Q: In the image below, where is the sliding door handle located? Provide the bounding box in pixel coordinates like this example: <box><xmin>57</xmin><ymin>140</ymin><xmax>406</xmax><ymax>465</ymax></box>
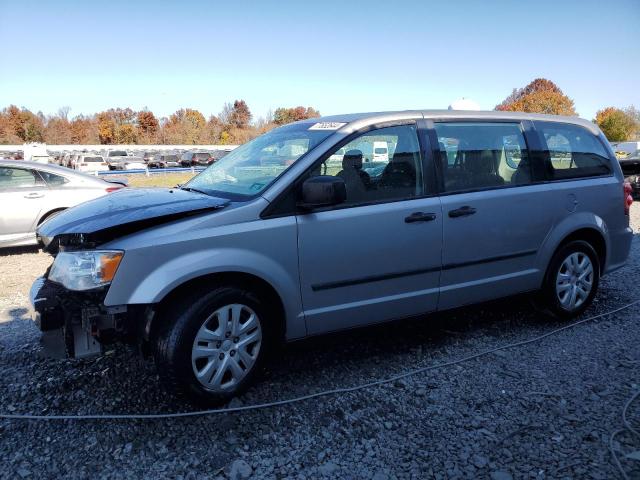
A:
<box><xmin>405</xmin><ymin>212</ymin><xmax>437</xmax><ymax>223</ymax></box>
<box><xmin>448</xmin><ymin>206</ymin><xmax>476</xmax><ymax>218</ymax></box>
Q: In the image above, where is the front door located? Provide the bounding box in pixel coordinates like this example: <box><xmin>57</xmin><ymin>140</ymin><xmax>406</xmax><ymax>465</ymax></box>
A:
<box><xmin>296</xmin><ymin>124</ymin><xmax>443</xmax><ymax>335</ymax></box>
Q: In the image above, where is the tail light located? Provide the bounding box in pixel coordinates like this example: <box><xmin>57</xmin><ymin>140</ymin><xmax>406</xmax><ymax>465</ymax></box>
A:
<box><xmin>624</xmin><ymin>181</ymin><xmax>633</xmax><ymax>215</ymax></box>
<box><xmin>105</xmin><ymin>187</ymin><xmax>122</xmax><ymax>193</ymax></box>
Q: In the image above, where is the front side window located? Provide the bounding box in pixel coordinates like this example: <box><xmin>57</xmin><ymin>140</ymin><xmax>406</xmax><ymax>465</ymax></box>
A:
<box><xmin>0</xmin><ymin>167</ymin><xmax>40</xmax><ymax>189</ymax></box>
<box><xmin>186</xmin><ymin>122</ymin><xmax>334</xmax><ymax>199</ymax></box>
<box><xmin>308</xmin><ymin>124</ymin><xmax>423</xmax><ymax>206</ymax></box>
<box><xmin>535</xmin><ymin>122</ymin><xmax>612</xmax><ymax>180</ymax></box>
<box><xmin>434</xmin><ymin>122</ymin><xmax>531</xmax><ymax>192</ymax></box>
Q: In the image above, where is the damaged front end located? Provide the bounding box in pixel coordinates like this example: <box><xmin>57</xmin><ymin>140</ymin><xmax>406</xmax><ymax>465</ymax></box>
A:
<box><xmin>29</xmin><ymin>187</ymin><xmax>229</xmax><ymax>359</ymax></box>
<box><xmin>29</xmin><ymin>274</ymin><xmax>146</xmax><ymax>359</ymax></box>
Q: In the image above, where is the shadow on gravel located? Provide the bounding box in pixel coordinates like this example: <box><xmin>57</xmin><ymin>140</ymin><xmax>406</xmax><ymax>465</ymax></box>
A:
<box><xmin>0</xmin><ymin>245</ymin><xmax>40</xmax><ymax>257</ymax></box>
<box><xmin>0</xmin><ymin>285</ymin><xmax>630</xmax><ymax>414</ymax></box>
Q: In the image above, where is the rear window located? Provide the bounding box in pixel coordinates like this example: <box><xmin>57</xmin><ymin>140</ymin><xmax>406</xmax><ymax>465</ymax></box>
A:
<box><xmin>84</xmin><ymin>157</ymin><xmax>103</xmax><ymax>162</ymax></box>
<box><xmin>194</xmin><ymin>153</ymin><xmax>210</xmax><ymax>160</ymax></box>
<box><xmin>39</xmin><ymin>171</ymin><xmax>69</xmax><ymax>185</ymax></box>
<box><xmin>374</xmin><ymin>148</ymin><xmax>387</xmax><ymax>154</ymax></box>
<box><xmin>535</xmin><ymin>122</ymin><xmax>612</xmax><ymax>180</ymax></box>
<box><xmin>181</xmin><ymin>153</ymin><xmax>193</xmax><ymax>160</ymax></box>
<box><xmin>109</xmin><ymin>151</ymin><xmax>127</xmax><ymax>157</ymax></box>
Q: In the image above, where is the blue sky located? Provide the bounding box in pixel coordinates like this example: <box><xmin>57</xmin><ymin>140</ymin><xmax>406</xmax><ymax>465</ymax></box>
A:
<box><xmin>0</xmin><ymin>0</ymin><xmax>638</xmax><ymax>121</ymax></box>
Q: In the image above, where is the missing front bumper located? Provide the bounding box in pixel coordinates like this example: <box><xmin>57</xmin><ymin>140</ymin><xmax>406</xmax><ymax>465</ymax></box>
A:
<box><xmin>29</xmin><ymin>277</ymin><xmax>123</xmax><ymax>359</ymax></box>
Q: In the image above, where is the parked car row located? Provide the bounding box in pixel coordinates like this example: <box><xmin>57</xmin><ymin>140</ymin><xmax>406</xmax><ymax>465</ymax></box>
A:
<box><xmin>0</xmin><ymin>148</ymin><xmax>233</xmax><ymax>173</ymax></box>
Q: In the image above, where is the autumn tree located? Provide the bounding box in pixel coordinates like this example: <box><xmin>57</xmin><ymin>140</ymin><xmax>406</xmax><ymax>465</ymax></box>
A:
<box><xmin>594</xmin><ymin>107</ymin><xmax>638</xmax><ymax>142</ymax></box>
<box><xmin>496</xmin><ymin>78</ymin><xmax>576</xmax><ymax>115</ymax></box>
<box><xmin>273</xmin><ymin>106</ymin><xmax>320</xmax><ymax>125</ymax></box>
<box><xmin>2</xmin><ymin>105</ymin><xmax>45</xmax><ymax>142</ymax></box>
<box><xmin>625</xmin><ymin>106</ymin><xmax>640</xmax><ymax>139</ymax></box>
<box><xmin>136</xmin><ymin>110</ymin><xmax>159</xmax><ymax>143</ymax></box>
<box><xmin>45</xmin><ymin>117</ymin><xmax>72</xmax><ymax>144</ymax></box>
<box><xmin>163</xmin><ymin>108</ymin><xmax>207</xmax><ymax>144</ymax></box>
<box><xmin>96</xmin><ymin>108</ymin><xmax>137</xmax><ymax>144</ymax></box>
<box><xmin>223</xmin><ymin>100</ymin><xmax>252</xmax><ymax>129</ymax></box>
<box><xmin>70</xmin><ymin>116</ymin><xmax>99</xmax><ymax>144</ymax></box>
<box><xmin>0</xmin><ymin>111</ymin><xmax>21</xmax><ymax>143</ymax></box>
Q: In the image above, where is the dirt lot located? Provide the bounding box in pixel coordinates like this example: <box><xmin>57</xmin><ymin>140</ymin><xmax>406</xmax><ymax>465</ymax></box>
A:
<box><xmin>1</xmin><ymin>210</ymin><xmax>640</xmax><ymax>479</ymax></box>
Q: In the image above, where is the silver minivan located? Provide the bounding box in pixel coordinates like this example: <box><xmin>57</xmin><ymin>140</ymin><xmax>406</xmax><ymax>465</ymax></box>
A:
<box><xmin>31</xmin><ymin>111</ymin><xmax>633</xmax><ymax>404</ymax></box>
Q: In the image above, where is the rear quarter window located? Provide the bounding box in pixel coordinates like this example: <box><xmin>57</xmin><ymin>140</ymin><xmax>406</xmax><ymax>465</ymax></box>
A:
<box><xmin>535</xmin><ymin>122</ymin><xmax>612</xmax><ymax>180</ymax></box>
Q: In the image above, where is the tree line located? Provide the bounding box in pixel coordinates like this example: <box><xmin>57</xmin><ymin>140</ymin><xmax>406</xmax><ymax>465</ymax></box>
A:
<box><xmin>0</xmin><ymin>101</ymin><xmax>320</xmax><ymax>145</ymax></box>
<box><xmin>1</xmin><ymin>80</ymin><xmax>638</xmax><ymax>145</ymax></box>
<box><xmin>495</xmin><ymin>78</ymin><xmax>639</xmax><ymax>142</ymax></box>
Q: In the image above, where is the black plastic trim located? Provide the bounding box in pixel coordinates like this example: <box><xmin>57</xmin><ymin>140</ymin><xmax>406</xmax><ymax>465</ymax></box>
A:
<box><xmin>311</xmin><ymin>248</ymin><xmax>537</xmax><ymax>291</ymax></box>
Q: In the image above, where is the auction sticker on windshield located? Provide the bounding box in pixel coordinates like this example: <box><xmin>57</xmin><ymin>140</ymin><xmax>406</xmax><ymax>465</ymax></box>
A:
<box><xmin>308</xmin><ymin>122</ymin><xmax>346</xmax><ymax>130</ymax></box>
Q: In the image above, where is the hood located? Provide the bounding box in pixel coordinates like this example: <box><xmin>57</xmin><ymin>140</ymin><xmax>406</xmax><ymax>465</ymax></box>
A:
<box><xmin>38</xmin><ymin>188</ymin><xmax>229</xmax><ymax>253</ymax></box>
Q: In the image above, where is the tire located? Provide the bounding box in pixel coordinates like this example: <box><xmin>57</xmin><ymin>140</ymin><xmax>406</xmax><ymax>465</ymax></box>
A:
<box><xmin>153</xmin><ymin>285</ymin><xmax>273</xmax><ymax>405</ymax></box>
<box><xmin>538</xmin><ymin>240</ymin><xmax>600</xmax><ymax>319</ymax></box>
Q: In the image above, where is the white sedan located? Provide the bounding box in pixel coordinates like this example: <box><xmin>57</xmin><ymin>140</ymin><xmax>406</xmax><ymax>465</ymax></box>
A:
<box><xmin>0</xmin><ymin>160</ymin><xmax>126</xmax><ymax>248</ymax></box>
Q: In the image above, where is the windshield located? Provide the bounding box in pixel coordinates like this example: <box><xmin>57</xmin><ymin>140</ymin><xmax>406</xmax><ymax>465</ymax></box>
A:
<box><xmin>185</xmin><ymin>122</ymin><xmax>334</xmax><ymax>198</ymax></box>
<box><xmin>109</xmin><ymin>151</ymin><xmax>127</xmax><ymax>157</ymax></box>
<box><xmin>85</xmin><ymin>156</ymin><xmax>103</xmax><ymax>162</ymax></box>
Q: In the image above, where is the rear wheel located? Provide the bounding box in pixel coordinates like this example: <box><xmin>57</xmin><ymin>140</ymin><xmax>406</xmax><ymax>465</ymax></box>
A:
<box><xmin>538</xmin><ymin>240</ymin><xmax>600</xmax><ymax>318</ymax></box>
<box><xmin>153</xmin><ymin>286</ymin><xmax>271</xmax><ymax>405</ymax></box>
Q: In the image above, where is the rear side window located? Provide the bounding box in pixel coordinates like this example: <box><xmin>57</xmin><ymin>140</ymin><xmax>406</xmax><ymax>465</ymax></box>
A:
<box><xmin>434</xmin><ymin>122</ymin><xmax>532</xmax><ymax>192</ymax></box>
<box><xmin>535</xmin><ymin>122</ymin><xmax>611</xmax><ymax>180</ymax></box>
<box><xmin>38</xmin><ymin>171</ymin><xmax>69</xmax><ymax>185</ymax></box>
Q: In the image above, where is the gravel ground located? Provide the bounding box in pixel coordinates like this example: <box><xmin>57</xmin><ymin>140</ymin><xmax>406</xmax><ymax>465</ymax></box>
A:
<box><xmin>1</xmin><ymin>210</ymin><xmax>640</xmax><ymax>479</ymax></box>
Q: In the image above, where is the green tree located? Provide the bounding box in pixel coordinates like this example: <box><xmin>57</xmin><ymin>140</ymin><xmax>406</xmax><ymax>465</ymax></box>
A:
<box><xmin>273</xmin><ymin>106</ymin><xmax>321</xmax><ymax>125</ymax></box>
<box><xmin>496</xmin><ymin>78</ymin><xmax>576</xmax><ymax>115</ymax></box>
<box><xmin>594</xmin><ymin>107</ymin><xmax>637</xmax><ymax>142</ymax></box>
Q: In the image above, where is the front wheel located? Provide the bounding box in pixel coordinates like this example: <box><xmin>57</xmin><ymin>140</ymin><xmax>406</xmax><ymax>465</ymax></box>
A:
<box><xmin>538</xmin><ymin>240</ymin><xmax>600</xmax><ymax>319</ymax></box>
<box><xmin>153</xmin><ymin>286</ymin><xmax>271</xmax><ymax>405</ymax></box>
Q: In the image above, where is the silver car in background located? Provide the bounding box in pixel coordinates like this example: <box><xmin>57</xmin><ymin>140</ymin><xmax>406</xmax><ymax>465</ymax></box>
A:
<box><xmin>0</xmin><ymin>161</ymin><xmax>125</xmax><ymax>247</ymax></box>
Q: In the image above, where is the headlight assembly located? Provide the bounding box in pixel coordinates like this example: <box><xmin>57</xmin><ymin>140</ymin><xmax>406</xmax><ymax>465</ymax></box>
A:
<box><xmin>48</xmin><ymin>250</ymin><xmax>124</xmax><ymax>291</ymax></box>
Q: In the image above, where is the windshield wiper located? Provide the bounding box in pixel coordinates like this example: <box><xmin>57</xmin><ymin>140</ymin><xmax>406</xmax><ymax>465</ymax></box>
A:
<box><xmin>179</xmin><ymin>186</ymin><xmax>211</xmax><ymax>196</ymax></box>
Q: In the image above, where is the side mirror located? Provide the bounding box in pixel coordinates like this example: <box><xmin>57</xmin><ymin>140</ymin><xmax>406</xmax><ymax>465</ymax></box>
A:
<box><xmin>299</xmin><ymin>176</ymin><xmax>346</xmax><ymax>209</ymax></box>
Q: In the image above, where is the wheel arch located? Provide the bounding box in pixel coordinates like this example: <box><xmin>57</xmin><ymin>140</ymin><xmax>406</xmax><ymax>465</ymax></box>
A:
<box><xmin>537</xmin><ymin>213</ymin><xmax>609</xmax><ymax>286</ymax></box>
<box><xmin>554</xmin><ymin>228</ymin><xmax>606</xmax><ymax>273</ymax></box>
<box><xmin>37</xmin><ymin>207</ymin><xmax>67</xmax><ymax>226</ymax></box>
<box><xmin>150</xmin><ymin>271</ymin><xmax>287</xmax><ymax>345</ymax></box>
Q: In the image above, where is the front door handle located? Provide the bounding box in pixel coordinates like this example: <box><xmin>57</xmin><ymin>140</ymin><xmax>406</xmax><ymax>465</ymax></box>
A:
<box><xmin>448</xmin><ymin>206</ymin><xmax>476</xmax><ymax>218</ymax></box>
<box><xmin>405</xmin><ymin>212</ymin><xmax>437</xmax><ymax>223</ymax></box>
<box><xmin>24</xmin><ymin>192</ymin><xmax>44</xmax><ymax>199</ymax></box>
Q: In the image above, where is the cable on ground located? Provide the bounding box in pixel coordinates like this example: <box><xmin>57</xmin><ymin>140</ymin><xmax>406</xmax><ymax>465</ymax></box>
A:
<box><xmin>0</xmin><ymin>299</ymin><xmax>639</xmax><ymax>421</ymax></box>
